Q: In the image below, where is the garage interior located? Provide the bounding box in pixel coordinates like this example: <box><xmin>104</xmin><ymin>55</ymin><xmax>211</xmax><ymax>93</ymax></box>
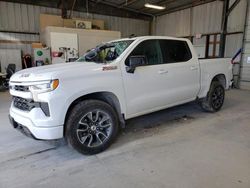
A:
<box><xmin>0</xmin><ymin>0</ymin><xmax>250</xmax><ymax>187</ymax></box>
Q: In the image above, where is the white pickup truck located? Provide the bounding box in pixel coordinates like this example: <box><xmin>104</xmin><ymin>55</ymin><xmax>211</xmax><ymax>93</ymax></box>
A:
<box><xmin>9</xmin><ymin>36</ymin><xmax>232</xmax><ymax>154</ymax></box>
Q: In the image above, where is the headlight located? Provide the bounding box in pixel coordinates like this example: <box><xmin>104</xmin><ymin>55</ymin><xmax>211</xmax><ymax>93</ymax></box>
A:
<box><xmin>29</xmin><ymin>79</ymin><xmax>59</xmax><ymax>94</ymax></box>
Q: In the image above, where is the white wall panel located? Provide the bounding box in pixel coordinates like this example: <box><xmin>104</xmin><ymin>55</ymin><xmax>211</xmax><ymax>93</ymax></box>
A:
<box><xmin>155</xmin><ymin>1</ymin><xmax>223</xmax><ymax>37</ymax></box>
<box><xmin>14</xmin><ymin>3</ymin><xmax>23</xmax><ymax>32</ymax></box>
<box><xmin>0</xmin><ymin>49</ymin><xmax>22</xmax><ymax>72</ymax></box>
<box><xmin>225</xmin><ymin>33</ymin><xmax>243</xmax><ymax>57</ymax></box>
<box><xmin>192</xmin><ymin>1</ymin><xmax>223</xmax><ymax>35</ymax></box>
<box><xmin>240</xmin><ymin>2</ymin><xmax>250</xmax><ymax>89</ymax></box>
<box><xmin>155</xmin><ymin>9</ymin><xmax>190</xmax><ymax>37</ymax></box>
<box><xmin>227</xmin><ymin>0</ymin><xmax>247</xmax><ymax>33</ymax></box>
<box><xmin>0</xmin><ymin>32</ymin><xmax>40</xmax><ymax>55</ymax></box>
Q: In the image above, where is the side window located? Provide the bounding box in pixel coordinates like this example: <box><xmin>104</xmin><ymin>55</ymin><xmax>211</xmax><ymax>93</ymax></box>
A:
<box><xmin>126</xmin><ymin>40</ymin><xmax>162</xmax><ymax>66</ymax></box>
<box><xmin>159</xmin><ymin>40</ymin><xmax>192</xmax><ymax>63</ymax></box>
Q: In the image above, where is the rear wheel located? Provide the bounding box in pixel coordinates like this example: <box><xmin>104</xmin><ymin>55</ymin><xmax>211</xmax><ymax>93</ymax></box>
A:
<box><xmin>66</xmin><ymin>100</ymin><xmax>119</xmax><ymax>155</ymax></box>
<box><xmin>200</xmin><ymin>81</ymin><xmax>225</xmax><ymax>112</ymax></box>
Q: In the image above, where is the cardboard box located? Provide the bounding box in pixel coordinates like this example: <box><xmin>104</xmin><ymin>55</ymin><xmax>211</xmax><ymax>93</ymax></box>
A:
<box><xmin>63</xmin><ymin>19</ymin><xmax>75</xmax><ymax>28</ymax></box>
<box><xmin>40</xmin><ymin>14</ymin><xmax>63</xmax><ymax>32</ymax></box>
<box><xmin>32</xmin><ymin>43</ymin><xmax>44</xmax><ymax>49</ymax></box>
<box><xmin>75</xmin><ymin>20</ymin><xmax>92</xmax><ymax>29</ymax></box>
<box><xmin>64</xmin><ymin>19</ymin><xmax>103</xmax><ymax>30</ymax></box>
<box><xmin>91</xmin><ymin>19</ymin><xmax>105</xmax><ymax>30</ymax></box>
<box><xmin>73</xmin><ymin>18</ymin><xmax>104</xmax><ymax>30</ymax></box>
<box><xmin>40</xmin><ymin>14</ymin><xmax>105</xmax><ymax>32</ymax></box>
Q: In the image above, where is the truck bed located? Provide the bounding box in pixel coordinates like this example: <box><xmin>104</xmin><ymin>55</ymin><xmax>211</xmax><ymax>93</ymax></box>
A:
<box><xmin>198</xmin><ymin>58</ymin><xmax>233</xmax><ymax>98</ymax></box>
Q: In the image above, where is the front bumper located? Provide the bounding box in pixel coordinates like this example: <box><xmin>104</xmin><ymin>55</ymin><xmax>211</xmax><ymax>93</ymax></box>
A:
<box><xmin>9</xmin><ymin>107</ymin><xmax>63</xmax><ymax>140</ymax></box>
<box><xmin>9</xmin><ymin>80</ymin><xmax>68</xmax><ymax>140</ymax></box>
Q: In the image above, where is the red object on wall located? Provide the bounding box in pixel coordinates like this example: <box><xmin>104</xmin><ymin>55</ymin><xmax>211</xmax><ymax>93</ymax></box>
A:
<box><xmin>22</xmin><ymin>54</ymin><xmax>32</xmax><ymax>68</ymax></box>
<box><xmin>52</xmin><ymin>51</ymin><xmax>63</xmax><ymax>57</ymax></box>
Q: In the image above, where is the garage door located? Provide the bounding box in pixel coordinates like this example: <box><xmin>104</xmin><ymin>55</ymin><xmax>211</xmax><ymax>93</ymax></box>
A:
<box><xmin>240</xmin><ymin>3</ymin><xmax>250</xmax><ymax>90</ymax></box>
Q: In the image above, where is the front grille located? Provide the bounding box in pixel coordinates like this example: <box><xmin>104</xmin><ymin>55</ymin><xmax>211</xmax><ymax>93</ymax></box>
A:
<box><xmin>13</xmin><ymin>96</ymin><xmax>35</xmax><ymax>111</ymax></box>
<box><xmin>12</xmin><ymin>85</ymin><xmax>29</xmax><ymax>92</ymax></box>
<box><xmin>12</xmin><ymin>96</ymin><xmax>50</xmax><ymax>116</ymax></box>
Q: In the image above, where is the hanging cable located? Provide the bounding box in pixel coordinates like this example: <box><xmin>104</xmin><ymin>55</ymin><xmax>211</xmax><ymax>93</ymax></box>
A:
<box><xmin>69</xmin><ymin>0</ymin><xmax>77</xmax><ymax>18</ymax></box>
<box><xmin>86</xmin><ymin>0</ymin><xmax>89</xmax><ymax>18</ymax></box>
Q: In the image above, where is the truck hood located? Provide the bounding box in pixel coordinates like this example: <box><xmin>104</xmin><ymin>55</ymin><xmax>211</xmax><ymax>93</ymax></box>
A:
<box><xmin>10</xmin><ymin>62</ymin><xmax>104</xmax><ymax>82</ymax></box>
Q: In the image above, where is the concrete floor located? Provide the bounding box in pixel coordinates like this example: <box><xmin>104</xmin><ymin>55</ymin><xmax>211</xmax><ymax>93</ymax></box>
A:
<box><xmin>0</xmin><ymin>89</ymin><xmax>249</xmax><ymax>188</ymax></box>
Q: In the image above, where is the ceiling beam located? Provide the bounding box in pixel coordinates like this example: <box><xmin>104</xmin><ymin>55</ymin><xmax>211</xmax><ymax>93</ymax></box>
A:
<box><xmin>89</xmin><ymin>0</ymin><xmax>154</xmax><ymax>17</ymax></box>
<box><xmin>1</xmin><ymin>0</ymin><xmax>152</xmax><ymax>20</ymax></box>
<box><xmin>1</xmin><ymin>0</ymin><xmax>58</xmax><ymax>7</ymax></box>
<box><xmin>118</xmin><ymin>0</ymin><xmax>139</xmax><ymax>8</ymax></box>
<box><xmin>57</xmin><ymin>0</ymin><xmax>62</xmax><ymax>8</ymax></box>
<box><xmin>226</xmin><ymin>0</ymin><xmax>241</xmax><ymax>16</ymax></box>
<box><xmin>69</xmin><ymin>0</ymin><xmax>77</xmax><ymax>18</ymax></box>
<box><xmin>77</xmin><ymin>0</ymin><xmax>153</xmax><ymax>20</ymax></box>
<box><xmin>155</xmin><ymin>0</ymin><xmax>217</xmax><ymax>16</ymax></box>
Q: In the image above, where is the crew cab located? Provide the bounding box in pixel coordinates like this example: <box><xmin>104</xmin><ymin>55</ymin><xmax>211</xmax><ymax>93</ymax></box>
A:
<box><xmin>9</xmin><ymin>36</ymin><xmax>232</xmax><ymax>155</ymax></box>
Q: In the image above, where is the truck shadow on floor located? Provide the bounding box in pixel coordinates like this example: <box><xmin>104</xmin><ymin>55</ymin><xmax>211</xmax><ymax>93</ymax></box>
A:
<box><xmin>48</xmin><ymin>101</ymin><xmax>202</xmax><ymax>150</ymax></box>
<box><xmin>46</xmin><ymin>92</ymin><xmax>239</xmax><ymax>155</ymax></box>
<box><xmin>112</xmin><ymin>101</ymin><xmax>201</xmax><ymax>148</ymax></box>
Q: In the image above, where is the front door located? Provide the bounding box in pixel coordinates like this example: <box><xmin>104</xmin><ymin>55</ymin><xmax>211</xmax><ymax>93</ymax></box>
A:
<box><xmin>121</xmin><ymin>39</ymin><xmax>170</xmax><ymax>117</ymax></box>
<box><xmin>121</xmin><ymin>39</ymin><xmax>200</xmax><ymax>118</ymax></box>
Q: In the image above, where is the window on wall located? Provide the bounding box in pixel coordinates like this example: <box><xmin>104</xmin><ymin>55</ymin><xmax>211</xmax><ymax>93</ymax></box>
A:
<box><xmin>193</xmin><ymin>37</ymin><xmax>206</xmax><ymax>58</ymax></box>
<box><xmin>191</xmin><ymin>34</ymin><xmax>221</xmax><ymax>59</ymax></box>
<box><xmin>207</xmin><ymin>34</ymin><xmax>220</xmax><ymax>58</ymax></box>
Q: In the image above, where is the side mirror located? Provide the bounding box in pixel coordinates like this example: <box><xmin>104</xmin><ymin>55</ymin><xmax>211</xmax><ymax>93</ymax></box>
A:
<box><xmin>126</xmin><ymin>55</ymin><xmax>146</xmax><ymax>73</ymax></box>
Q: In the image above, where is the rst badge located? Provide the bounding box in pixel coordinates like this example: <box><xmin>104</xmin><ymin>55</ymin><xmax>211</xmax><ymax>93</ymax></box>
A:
<box><xmin>20</xmin><ymin>73</ymin><xmax>30</xmax><ymax>78</ymax></box>
<box><xmin>102</xmin><ymin>66</ymin><xmax>117</xmax><ymax>71</ymax></box>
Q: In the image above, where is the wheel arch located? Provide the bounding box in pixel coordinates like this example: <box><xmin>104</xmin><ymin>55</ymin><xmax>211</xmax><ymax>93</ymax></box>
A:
<box><xmin>64</xmin><ymin>91</ymin><xmax>125</xmax><ymax>135</ymax></box>
<box><xmin>211</xmin><ymin>74</ymin><xmax>226</xmax><ymax>88</ymax></box>
<box><xmin>198</xmin><ymin>73</ymin><xmax>227</xmax><ymax>99</ymax></box>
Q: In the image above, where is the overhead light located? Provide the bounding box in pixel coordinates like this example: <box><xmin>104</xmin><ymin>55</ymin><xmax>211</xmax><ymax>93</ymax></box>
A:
<box><xmin>144</xmin><ymin>3</ymin><xmax>166</xmax><ymax>10</ymax></box>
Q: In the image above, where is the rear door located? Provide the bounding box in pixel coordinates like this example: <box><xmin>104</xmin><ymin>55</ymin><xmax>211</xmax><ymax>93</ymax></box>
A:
<box><xmin>158</xmin><ymin>39</ymin><xmax>200</xmax><ymax>103</ymax></box>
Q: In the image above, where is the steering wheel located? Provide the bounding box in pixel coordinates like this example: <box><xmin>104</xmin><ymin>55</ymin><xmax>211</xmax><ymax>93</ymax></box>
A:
<box><xmin>85</xmin><ymin>50</ymin><xmax>98</xmax><ymax>61</ymax></box>
<box><xmin>105</xmin><ymin>49</ymin><xmax>118</xmax><ymax>61</ymax></box>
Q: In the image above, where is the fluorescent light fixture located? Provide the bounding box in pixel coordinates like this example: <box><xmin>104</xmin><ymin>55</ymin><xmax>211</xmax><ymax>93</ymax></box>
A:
<box><xmin>144</xmin><ymin>3</ymin><xmax>166</xmax><ymax>10</ymax></box>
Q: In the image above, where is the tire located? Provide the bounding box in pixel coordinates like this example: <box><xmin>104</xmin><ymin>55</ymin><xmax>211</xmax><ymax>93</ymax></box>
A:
<box><xmin>200</xmin><ymin>81</ymin><xmax>225</xmax><ymax>112</ymax></box>
<box><xmin>65</xmin><ymin>99</ymin><xmax>119</xmax><ymax>155</ymax></box>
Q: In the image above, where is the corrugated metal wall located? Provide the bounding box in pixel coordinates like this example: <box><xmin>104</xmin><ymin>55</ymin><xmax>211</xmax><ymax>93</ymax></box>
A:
<box><xmin>227</xmin><ymin>0</ymin><xmax>247</xmax><ymax>33</ymax></box>
<box><xmin>191</xmin><ymin>1</ymin><xmax>223</xmax><ymax>35</ymax></box>
<box><xmin>0</xmin><ymin>49</ymin><xmax>22</xmax><ymax>72</ymax></box>
<box><xmin>155</xmin><ymin>1</ymin><xmax>223</xmax><ymax>37</ymax></box>
<box><xmin>0</xmin><ymin>1</ymin><xmax>150</xmax><ymax>55</ymax></box>
<box><xmin>240</xmin><ymin>1</ymin><xmax>250</xmax><ymax>90</ymax></box>
<box><xmin>225</xmin><ymin>0</ymin><xmax>247</xmax><ymax>57</ymax></box>
<box><xmin>155</xmin><ymin>0</ymin><xmax>247</xmax><ymax>57</ymax></box>
<box><xmin>0</xmin><ymin>33</ymin><xmax>39</xmax><ymax>55</ymax></box>
<box><xmin>155</xmin><ymin>8</ymin><xmax>190</xmax><ymax>37</ymax></box>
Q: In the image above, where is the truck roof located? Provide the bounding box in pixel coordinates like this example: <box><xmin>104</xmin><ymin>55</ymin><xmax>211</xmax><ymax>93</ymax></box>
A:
<box><xmin>110</xmin><ymin>36</ymin><xmax>189</xmax><ymax>43</ymax></box>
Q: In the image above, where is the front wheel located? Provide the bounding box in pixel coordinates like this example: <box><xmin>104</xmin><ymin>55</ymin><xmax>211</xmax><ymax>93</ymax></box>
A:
<box><xmin>200</xmin><ymin>81</ymin><xmax>225</xmax><ymax>112</ymax></box>
<box><xmin>66</xmin><ymin>100</ymin><xmax>119</xmax><ymax>155</ymax></box>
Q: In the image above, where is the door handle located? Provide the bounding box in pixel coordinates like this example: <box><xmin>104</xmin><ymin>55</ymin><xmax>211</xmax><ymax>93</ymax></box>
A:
<box><xmin>190</xmin><ymin>66</ymin><xmax>198</xmax><ymax>71</ymax></box>
<box><xmin>158</xmin><ymin>69</ymin><xmax>168</xmax><ymax>74</ymax></box>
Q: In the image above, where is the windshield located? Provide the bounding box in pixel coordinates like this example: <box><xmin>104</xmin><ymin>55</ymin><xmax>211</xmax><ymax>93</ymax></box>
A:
<box><xmin>76</xmin><ymin>40</ymin><xmax>134</xmax><ymax>63</ymax></box>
